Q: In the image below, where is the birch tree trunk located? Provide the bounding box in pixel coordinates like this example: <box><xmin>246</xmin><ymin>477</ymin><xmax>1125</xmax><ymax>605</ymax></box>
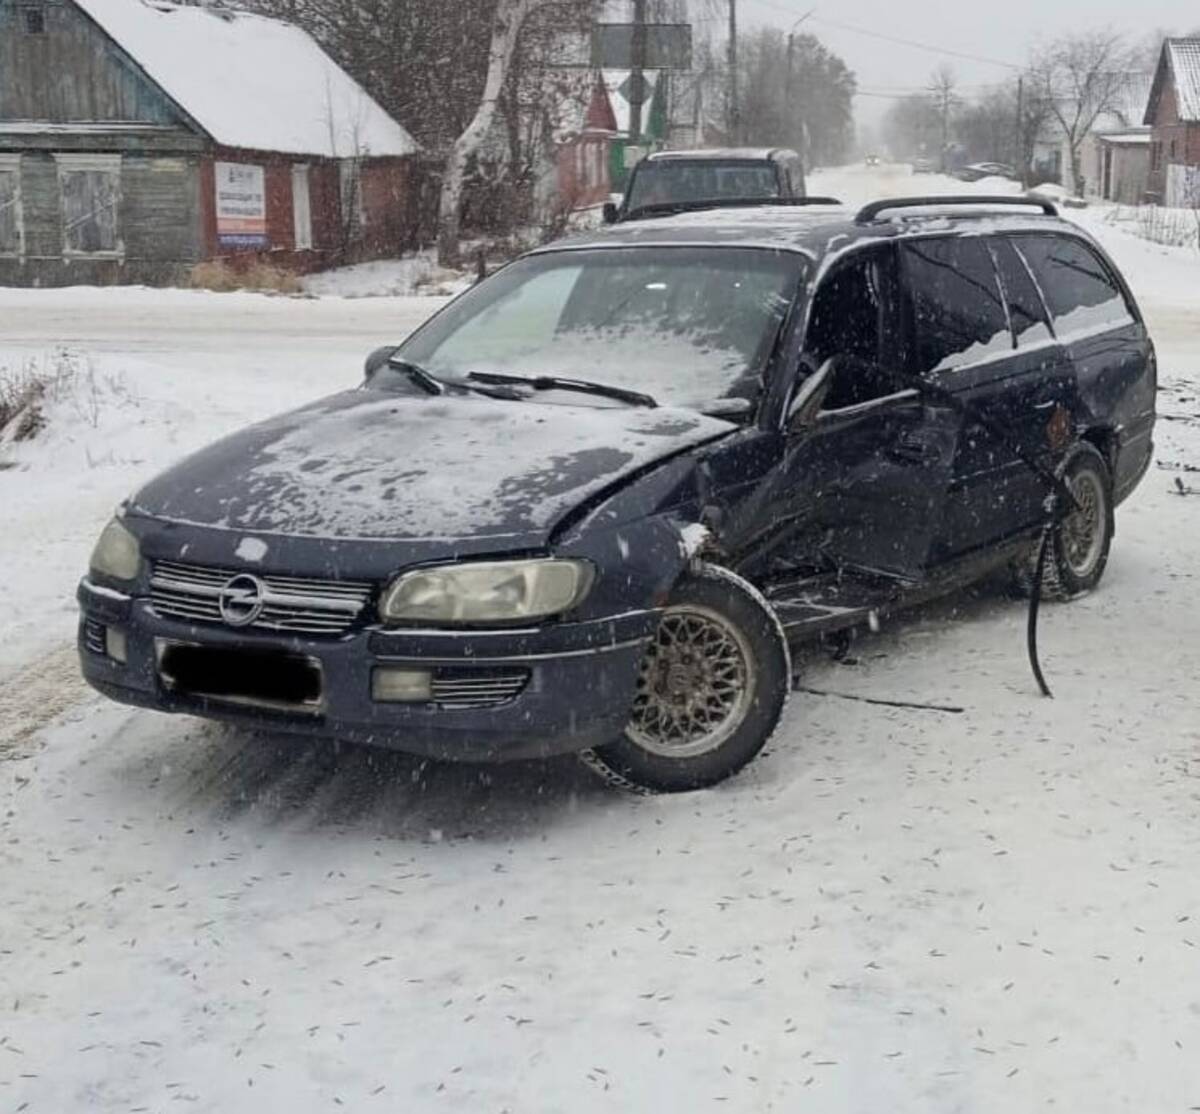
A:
<box><xmin>437</xmin><ymin>0</ymin><xmax>536</xmax><ymax>268</ymax></box>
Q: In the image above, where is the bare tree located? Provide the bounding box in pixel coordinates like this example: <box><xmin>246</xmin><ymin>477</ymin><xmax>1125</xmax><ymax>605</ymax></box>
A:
<box><xmin>1031</xmin><ymin>31</ymin><xmax>1137</xmax><ymax>196</ymax></box>
<box><xmin>437</xmin><ymin>0</ymin><xmax>603</xmax><ymax>267</ymax></box>
<box><xmin>883</xmin><ymin>92</ymin><xmax>940</xmax><ymax>160</ymax></box>
<box><xmin>732</xmin><ymin>28</ymin><xmax>854</xmax><ymax>165</ymax></box>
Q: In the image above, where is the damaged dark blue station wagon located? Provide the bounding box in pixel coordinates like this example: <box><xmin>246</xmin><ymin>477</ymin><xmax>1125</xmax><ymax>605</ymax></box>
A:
<box><xmin>78</xmin><ymin>196</ymin><xmax>1156</xmax><ymax>792</ymax></box>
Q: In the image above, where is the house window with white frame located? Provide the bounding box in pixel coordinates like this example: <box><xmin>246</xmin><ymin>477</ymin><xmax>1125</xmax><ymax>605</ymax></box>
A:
<box><xmin>0</xmin><ymin>156</ymin><xmax>23</xmax><ymax>257</ymax></box>
<box><xmin>55</xmin><ymin>154</ymin><xmax>122</xmax><ymax>257</ymax></box>
<box><xmin>339</xmin><ymin>159</ymin><xmax>365</xmax><ymax>238</ymax></box>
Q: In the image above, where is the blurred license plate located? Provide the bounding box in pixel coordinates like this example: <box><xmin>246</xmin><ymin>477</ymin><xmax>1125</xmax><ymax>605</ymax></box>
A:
<box><xmin>157</xmin><ymin>641</ymin><xmax>322</xmax><ymax>712</ymax></box>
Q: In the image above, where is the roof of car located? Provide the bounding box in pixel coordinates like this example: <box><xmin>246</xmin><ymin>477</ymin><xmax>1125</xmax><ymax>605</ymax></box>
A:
<box><xmin>644</xmin><ymin>148</ymin><xmax>796</xmax><ymax>163</ymax></box>
<box><xmin>537</xmin><ymin>200</ymin><xmax>1084</xmax><ymax>267</ymax></box>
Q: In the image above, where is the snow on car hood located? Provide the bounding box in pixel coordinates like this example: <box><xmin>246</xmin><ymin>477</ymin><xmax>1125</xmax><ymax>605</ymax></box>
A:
<box><xmin>130</xmin><ymin>389</ymin><xmax>734</xmax><ymax>543</ymax></box>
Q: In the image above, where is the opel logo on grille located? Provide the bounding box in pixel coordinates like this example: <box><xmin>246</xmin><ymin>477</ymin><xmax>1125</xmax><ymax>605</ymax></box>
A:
<box><xmin>218</xmin><ymin>573</ymin><xmax>266</xmax><ymax>627</ymax></box>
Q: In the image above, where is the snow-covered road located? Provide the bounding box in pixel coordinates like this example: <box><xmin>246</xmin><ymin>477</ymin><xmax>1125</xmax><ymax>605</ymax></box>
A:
<box><xmin>2</xmin><ymin>167</ymin><xmax>1200</xmax><ymax>1113</ymax></box>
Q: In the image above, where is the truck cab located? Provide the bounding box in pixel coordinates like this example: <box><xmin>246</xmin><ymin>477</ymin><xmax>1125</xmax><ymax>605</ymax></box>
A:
<box><xmin>605</xmin><ymin>148</ymin><xmax>807</xmax><ymax>223</ymax></box>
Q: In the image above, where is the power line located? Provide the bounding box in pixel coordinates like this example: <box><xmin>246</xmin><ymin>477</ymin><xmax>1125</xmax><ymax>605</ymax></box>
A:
<box><xmin>809</xmin><ymin>15</ymin><xmax>1023</xmax><ymax>71</ymax></box>
<box><xmin>736</xmin><ymin>0</ymin><xmax>1024</xmax><ymax>70</ymax></box>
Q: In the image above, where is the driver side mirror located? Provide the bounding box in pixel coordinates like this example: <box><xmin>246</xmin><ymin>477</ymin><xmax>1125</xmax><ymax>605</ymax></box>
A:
<box><xmin>786</xmin><ymin>358</ymin><xmax>835</xmax><ymax>430</ymax></box>
<box><xmin>363</xmin><ymin>344</ymin><xmax>398</xmax><ymax>382</ymax></box>
<box><xmin>602</xmin><ymin>201</ymin><xmax>620</xmax><ymax>225</ymax></box>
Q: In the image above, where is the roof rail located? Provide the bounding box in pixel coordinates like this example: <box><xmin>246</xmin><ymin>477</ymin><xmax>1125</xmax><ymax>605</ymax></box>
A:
<box><xmin>623</xmin><ymin>196</ymin><xmax>843</xmax><ymax>222</ymax></box>
<box><xmin>855</xmin><ymin>195</ymin><xmax>1059</xmax><ymax>224</ymax></box>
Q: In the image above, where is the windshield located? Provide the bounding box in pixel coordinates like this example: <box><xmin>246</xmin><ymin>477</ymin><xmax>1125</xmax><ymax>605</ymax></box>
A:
<box><xmin>626</xmin><ymin>160</ymin><xmax>782</xmax><ymax>211</ymax></box>
<box><xmin>395</xmin><ymin>247</ymin><xmax>804</xmax><ymax>411</ymax></box>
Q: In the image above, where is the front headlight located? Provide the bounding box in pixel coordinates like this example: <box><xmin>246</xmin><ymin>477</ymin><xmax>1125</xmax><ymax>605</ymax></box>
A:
<box><xmin>89</xmin><ymin>518</ymin><xmax>141</xmax><ymax>582</ymax></box>
<box><xmin>380</xmin><ymin>559</ymin><xmax>594</xmax><ymax>625</ymax></box>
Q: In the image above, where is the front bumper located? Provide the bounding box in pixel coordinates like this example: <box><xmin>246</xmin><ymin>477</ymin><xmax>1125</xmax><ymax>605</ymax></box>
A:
<box><xmin>77</xmin><ymin>579</ymin><xmax>655</xmax><ymax>761</ymax></box>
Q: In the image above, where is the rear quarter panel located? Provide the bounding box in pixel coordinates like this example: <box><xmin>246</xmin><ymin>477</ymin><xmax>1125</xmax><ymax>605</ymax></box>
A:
<box><xmin>1063</xmin><ymin>236</ymin><xmax>1156</xmax><ymax>503</ymax></box>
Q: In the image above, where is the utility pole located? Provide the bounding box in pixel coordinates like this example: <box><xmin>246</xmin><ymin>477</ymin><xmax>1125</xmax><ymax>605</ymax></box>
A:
<box><xmin>786</xmin><ymin>9</ymin><xmax>816</xmax><ymax>158</ymax></box>
<box><xmin>728</xmin><ymin>0</ymin><xmax>739</xmax><ymax>144</ymax></box>
<box><xmin>1015</xmin><ymin>74</ymin><xmax>1026</xmax><ymax>187</ymax></box>
<box><xmin>628</xmin><ymin>0</ymin><xmax>648</xmax><ymax>144</ymax></box>
<box><xmin>928</xmin><ymin>66</ymin><xmax>956</xmax><ymax>173</ymax></box>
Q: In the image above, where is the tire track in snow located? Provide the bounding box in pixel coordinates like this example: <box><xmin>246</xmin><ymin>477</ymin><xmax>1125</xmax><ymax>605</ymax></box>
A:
<box><xmin>0</xmin><ymin>643</ymin><xmax>87</xmax><ymax>760</ymax></box>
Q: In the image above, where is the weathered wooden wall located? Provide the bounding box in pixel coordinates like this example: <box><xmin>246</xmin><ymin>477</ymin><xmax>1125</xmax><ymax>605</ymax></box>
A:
<box><xmin>0</xmin><ymin>0</ymin><xmax>186</xmax><ymax>126</ymax></box>
<box><xmin>0</xmin><ymin>152</ymin><xmax>204</xmax><ymax>286</ymax></box>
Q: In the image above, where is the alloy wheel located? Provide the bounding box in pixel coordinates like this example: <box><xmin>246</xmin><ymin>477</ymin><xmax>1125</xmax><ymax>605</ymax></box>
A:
<box><xmin>1061</xmin><ymin>469</ymin><xmax>1106</xmax><ymax>579</ymax></box>
<box><xmin>626</xmin><ymin>605</ymin><xmax>755</xmax><ymax>759</ymax></box>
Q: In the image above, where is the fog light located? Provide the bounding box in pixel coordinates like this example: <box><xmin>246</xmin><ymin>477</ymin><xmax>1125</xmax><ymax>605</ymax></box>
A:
<box><xmin>372</xmin><ymin>667</ymin><xmax>432</xmax><ymax>703</ymax></box>
<box><xmin>105</xmin><ymin>627</ymin><xmax>128</xmax><ymax>664</ymax></box>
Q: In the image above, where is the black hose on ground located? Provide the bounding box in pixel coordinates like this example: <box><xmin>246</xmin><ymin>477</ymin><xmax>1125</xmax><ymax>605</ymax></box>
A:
<box><xmin>900</xmin><ymin>375</ymin><xmax>1076</xmax><ymax>699</ymax></box>
<box><xmin>1027</xmin><ymin>521</ymin><xmax>1055</xmax><ymax>699</ymax></box>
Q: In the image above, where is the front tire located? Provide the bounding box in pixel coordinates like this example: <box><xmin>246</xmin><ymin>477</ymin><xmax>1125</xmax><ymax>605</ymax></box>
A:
<box><xmin>582</xmin><ymin>565</ymin><xmax>790</xmax><ymax>793</ymax></box>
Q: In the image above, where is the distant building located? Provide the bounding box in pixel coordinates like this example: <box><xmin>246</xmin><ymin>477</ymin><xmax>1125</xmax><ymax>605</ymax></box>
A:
<box><xmin>1145</xmin><ymin>38</ymin><xmax>1200</xmax><ymax>206</ymax></box>
<box><xmin>1031</xmin><ymin>73</ymin><xmax>1152</xmax><ymax>199</ymax></box>
<box><xmin>1094</xmin><ymin>130</ymin><xmax>1151</xmax><ymax>204</ymax></box>
<box><xmin>0</xmin><ymin>0</ymin><xmax>419</xmax><ymax>287</ymax></box>
<box><xmin>1084</xmin><ymin>74</ymin><xmax>1153</xmax><ymax>203</ymax></box>
<box><xmin>548</xmin><ymin>77</ymin><xmax>619</xmax><ymax>210</ymax></box>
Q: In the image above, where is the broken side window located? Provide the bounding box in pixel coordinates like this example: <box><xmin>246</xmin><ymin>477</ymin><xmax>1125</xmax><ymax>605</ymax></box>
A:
<box><xmin>804</xmin><ymin>244</ymin><xmax>904</xmax><ymax>410</ymax></box>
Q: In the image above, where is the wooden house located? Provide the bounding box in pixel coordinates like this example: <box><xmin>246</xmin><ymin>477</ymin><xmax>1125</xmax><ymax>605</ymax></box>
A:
<box><xmin>0</xmin><ymin>0</ymin><xmax>419</xmax><ymax>286</ymax></box>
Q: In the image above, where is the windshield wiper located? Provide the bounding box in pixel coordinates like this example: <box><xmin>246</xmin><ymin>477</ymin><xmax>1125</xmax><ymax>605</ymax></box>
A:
<box><xmin>466</xmin><ymin>372</ymin><xmax>658</xmax><ymax>409</ymax></box>
<box><xmin>386</xmin><ymin>357</ymin><xmax>445</xmax><ymax>396</ymax></box>
<box><xmin>385</xmin><ymin>359</ymin><xmax>525</xmax><ymax>402</ymax></box>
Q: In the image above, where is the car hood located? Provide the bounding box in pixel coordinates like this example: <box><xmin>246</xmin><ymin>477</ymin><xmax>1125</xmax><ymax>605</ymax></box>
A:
<box><xmin>130</xmin><ymin>389</ymin><xmax>734</xmax><ymax>545</ymax></box>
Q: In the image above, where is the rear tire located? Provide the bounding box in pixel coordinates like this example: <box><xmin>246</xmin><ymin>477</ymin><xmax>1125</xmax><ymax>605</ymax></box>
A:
<box><xmin>1014</xmin><ymin>443</ymin><xmax>1114</xmax><ymax>601</ymax></box>
<box><xmin>581</xmin><ymin>565</ymin><xmax>790</xmax><ymax>794</ymax></box>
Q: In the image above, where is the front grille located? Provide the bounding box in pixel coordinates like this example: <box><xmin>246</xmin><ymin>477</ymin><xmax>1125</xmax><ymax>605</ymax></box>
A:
<box><xmin>430</xmin><ymin>668</ymin><xmax>530</xmax><ymax>709</ymax></box>
<box><xmin>149</xmin><ymin>560</ymin><xmax>373</xmax><ymax>636</ymax></box>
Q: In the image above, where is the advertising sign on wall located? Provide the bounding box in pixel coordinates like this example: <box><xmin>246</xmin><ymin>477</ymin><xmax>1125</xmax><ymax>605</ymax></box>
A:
<box><xmin>215</xmin><ymin>162</ymin><xmax>267</xmax><ymax>247</ymax></box>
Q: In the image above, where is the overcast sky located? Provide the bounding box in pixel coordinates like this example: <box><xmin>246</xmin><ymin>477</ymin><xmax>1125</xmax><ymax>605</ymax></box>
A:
<box><xmin>727</xmin><ymin>0</ymin><xmax>1196</xmax><ymax>129</ymax></box>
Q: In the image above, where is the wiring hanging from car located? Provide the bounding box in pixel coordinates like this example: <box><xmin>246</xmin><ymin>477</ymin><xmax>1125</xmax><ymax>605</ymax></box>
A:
<box><xmin>1026</xmin><ymin>516</ymin><xmax>1056</xmax><ymax>698</ymax></box>
<box><xmin>904</xmin><ymin>377</ymin><xmax>1075</xmax><ymax>699</ymax></box>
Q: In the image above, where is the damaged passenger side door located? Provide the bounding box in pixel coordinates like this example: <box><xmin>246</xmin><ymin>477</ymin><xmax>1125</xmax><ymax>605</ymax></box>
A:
<box><xmin>780</xmin><ymin>243</ymin><xmax>960</xmax><ymax>582</ymax></box>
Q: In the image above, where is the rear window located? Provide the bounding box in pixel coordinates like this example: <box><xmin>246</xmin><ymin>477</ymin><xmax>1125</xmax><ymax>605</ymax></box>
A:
<box><xmin>991</xmin><ymin>237</ymin><xmax>1052</xmax><ymax>348</ymax></box>
<box><xmin>903</xmin><ymin>237</ymin><xmax>1011</xmax><ymax>375</ymax></box>
<box><xmin>1014</xmin><ymin>235</ymin><xmax>1132</xmax><ymax>337</ymax></box>
<box><xmin>626</xmin><ymin>161</ymin><xmax>780</xmax><ymax>211</ymax></box>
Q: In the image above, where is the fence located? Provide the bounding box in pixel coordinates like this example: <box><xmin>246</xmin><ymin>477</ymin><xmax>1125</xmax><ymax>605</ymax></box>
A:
<box><xmin>1104</xmin><ymin>203</ymin><xmax>1200</xmax><ymax>250</ymax></box>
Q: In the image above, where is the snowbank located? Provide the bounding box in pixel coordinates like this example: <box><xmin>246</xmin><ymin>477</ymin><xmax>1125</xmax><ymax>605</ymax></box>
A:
<box><xmin>302</xmin><ymin>256</ymin><xmax>473</xmax><ymax>299</ymax></box>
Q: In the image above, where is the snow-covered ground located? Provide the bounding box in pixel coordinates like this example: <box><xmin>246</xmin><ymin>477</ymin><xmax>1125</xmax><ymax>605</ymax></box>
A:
<box><xmin>2</xmin><ymin>166</ymin><xmax>1200</xmax><ymax>1112</ymax></box>
<box><xmin>301</xmin><ymin>255</ymin><xmax>473</xmax><ymax>299</ymax></box>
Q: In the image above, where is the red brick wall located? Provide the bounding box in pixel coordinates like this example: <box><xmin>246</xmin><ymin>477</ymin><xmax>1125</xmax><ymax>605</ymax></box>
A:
<box><xmin>1148</xmin><ymin>80</ymin><xmax>1200</xmax><ymax>200</ymax></box>
<box><xmin>359</xmin><ymin>158</ymin><xmax>415</xmax><ymax>256</ymax></box>
<box><xmin>199</xmin><ymin>149</ymin><xmax>399</xmax><ymax>273</ymax></box>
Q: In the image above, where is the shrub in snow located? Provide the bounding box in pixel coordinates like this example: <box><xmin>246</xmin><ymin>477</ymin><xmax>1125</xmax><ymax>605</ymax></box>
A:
<box><xmin>0</xmin><ymin>368</ymin><xmax>48</xmax><ymax>444</ymax></box>
<box><xmin>188</xmin><ymin>260</ymin><xmax>303</xmax><ymax>295</ymax></box>
<box><xmin>0</xmin><ymin>351</ymin><xmax>127</xmax><ymax>450</ymax></box>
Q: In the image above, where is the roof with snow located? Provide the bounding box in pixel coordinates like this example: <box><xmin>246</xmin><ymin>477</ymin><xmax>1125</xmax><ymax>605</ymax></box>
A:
<box><xmin>1146</xmin><ymin>39</ymin><xmax>1200</xmax><ymax>125</ymax></box>
<box><xmin>72</xmin><ymin>0</ymin><xmax>418</xmax><ymax>158</ymax></box>
<box><xmin>1111</xmin><ymin>74</ymin><xmax>1154</xmax><ymax>128</ymax></box>
<box><xmin>1097</xmin><ymin>129</ymin><xmax>1151</xmax><ymax>145</ymax></box>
